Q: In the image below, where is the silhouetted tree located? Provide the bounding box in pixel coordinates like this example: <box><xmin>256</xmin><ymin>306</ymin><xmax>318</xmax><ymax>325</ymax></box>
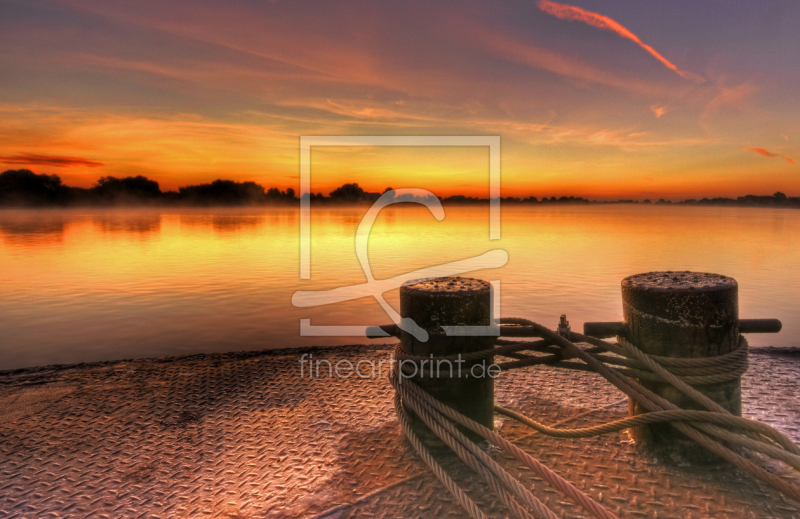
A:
<box><xmin>93</xmin><ymin>176</ymin><xmax>161</xmax><ymax>201</ymax></box>
<box><xmin>178</xmin><ymin>179</ymin><xmax>266</xmax><ymax>205</ymax></box>
<box><xmin>2</xmin><ymin>169</ymin><xmax>799</xmax><ymax>208</ymax></box>
<box><xmin>0</xmin><ymin>169</ymin><xmax>67</xmax><ymax>206</ymax></box>
<box><xmin>327</xmin><ymin>183</ymin><xmax>383</xmax><ymax>203</ymax></box>
<box><xmin>329</xmin><ymin>183</ymin><xmax>366</xmax><ymax>201</ymax></box>
<box><xmin>265</xmin><ymin>186</ymin><xmax>297</xmax><ymax>202</ymax></box>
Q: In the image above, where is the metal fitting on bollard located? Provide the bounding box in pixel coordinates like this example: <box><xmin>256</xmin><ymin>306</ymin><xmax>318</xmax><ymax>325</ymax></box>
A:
<box><xmin>557</xmin><ymin>314</ymin><xmax>571</xmax><ymax>337</ymax></box>
<box><xmin>583</xmin><ymin>319</ymin><xmax>781</xmax><ymax>339</ymax></box>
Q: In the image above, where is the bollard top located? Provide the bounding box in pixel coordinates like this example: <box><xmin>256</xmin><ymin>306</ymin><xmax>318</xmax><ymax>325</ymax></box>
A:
<box><xmin>623</xmin><ymin>271</ymin><xmax>737</xmax><ymax>293</ymax></box>
<box><xmin>622</xmin><ymin>271</ymin><xmax>739</xmax><ymax>333</ymax></box>
<box><xmin>399</xmin><ymin>277</ymin><xmax>493</xmax><ymax>346</ymax></box>
<box><xmin>401</xmin><ymin>276</ymin><xmax>491</xmax><ymax>295</ymax></box>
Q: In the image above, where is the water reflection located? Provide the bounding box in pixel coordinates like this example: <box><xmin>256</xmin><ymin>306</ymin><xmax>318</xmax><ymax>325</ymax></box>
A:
<box><xmin>0</xmin><ymin>211</ymin><xmax>67</xmax><ymax>246</ymax></box>
<box><xmin>176</xmin><ymin>209</ymin><xmax>298</xmax><ymax>233</ymax></box>
<box><xmin>178</xmin><ymin>213</ymin><xmax>273</xmax><ymax>233</ymax></box>
<box><xmin>0</xmin><ymin>205</ymin><xmax>798</xmax><ymax>371</ymax></box>
<box><xmin>267</xmin><ymin>210</ymin><xmax>297</xmax><ymax>226</ymax></box>
<box><xmin>92</xmin><ymin>213</ymin><xmax>161</xmax><ymax>235</ymax></box>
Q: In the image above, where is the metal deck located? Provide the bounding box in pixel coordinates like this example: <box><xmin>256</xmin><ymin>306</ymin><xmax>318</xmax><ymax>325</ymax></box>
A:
<box><xmin>2</xmin><ymin>344</ymin><xmax>800</xmax><ymax>518</ymax></box>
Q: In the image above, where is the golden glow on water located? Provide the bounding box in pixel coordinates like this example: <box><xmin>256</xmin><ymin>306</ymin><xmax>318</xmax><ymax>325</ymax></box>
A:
<box><xmin>1</xmin><ymin>205</ymin><xmax>799</xmax><ymax>369</ymax></box>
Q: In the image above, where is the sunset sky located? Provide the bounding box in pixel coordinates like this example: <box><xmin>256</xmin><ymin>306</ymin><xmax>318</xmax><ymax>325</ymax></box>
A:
<box><xmin>1</xmin><ymin>0</ymin><xmax>798</xmax><ymax>199</ymax></box>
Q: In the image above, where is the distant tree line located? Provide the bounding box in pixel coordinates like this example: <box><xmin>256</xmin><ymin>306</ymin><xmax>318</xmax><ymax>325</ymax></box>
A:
<box><xmin>0</xmin><ymin>170</ymin><xmax>300</xmax><ymax>207</ymax></box>
<box><xmin>1</xmin><ymin>169</ymin><xmax>799</xmax><ymax>208</ymax></box>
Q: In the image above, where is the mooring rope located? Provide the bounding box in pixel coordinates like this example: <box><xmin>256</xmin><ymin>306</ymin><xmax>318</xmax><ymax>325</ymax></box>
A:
<box><xmin>392</xmin><ymin>368</ymin><xmax>620</xmax><ymax>519</ymax></box>
<box><xmin>395</xmin><ymin>378</ymin><xmax>557</xmax><ymax>519</ymax></box>
<box><xmin>390</xmin><ymin>317</ymin><xmax>800</xmax><ymax>518</ymax></box>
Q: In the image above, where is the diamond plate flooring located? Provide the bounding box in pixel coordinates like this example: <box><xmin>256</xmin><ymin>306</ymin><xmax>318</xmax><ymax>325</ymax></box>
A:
<box><xmin>1</xmin><ymin>344</ymin><xmax>800</xmax><ymax>518</ymax></box>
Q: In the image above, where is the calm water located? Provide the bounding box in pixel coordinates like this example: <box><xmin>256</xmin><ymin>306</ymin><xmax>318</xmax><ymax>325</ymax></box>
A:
<box><xmin>1</xmin><ymin>205</ymin><xmax>799</xmax><ymax>370</ymax></box>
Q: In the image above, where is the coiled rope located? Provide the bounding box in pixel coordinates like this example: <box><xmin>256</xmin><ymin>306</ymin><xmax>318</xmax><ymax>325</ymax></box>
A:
<box><xmin>390</xmin><ymin>317</ymin><xmax>800</xmax><ymax>519</ymax></box>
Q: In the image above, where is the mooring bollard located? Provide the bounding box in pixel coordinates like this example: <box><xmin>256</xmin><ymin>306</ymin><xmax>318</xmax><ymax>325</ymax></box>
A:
<box><xmin>399</xmin><ymin>277</ymin><xmax>495</xmax><ymax>442</ymax></box>
<box><xmin>621</xmin><ymin>271</ymin><xmax>742</xmax><ymax>461</ymax></box>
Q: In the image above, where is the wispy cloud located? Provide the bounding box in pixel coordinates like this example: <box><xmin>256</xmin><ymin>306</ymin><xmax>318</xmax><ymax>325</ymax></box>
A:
<box><xmin>704</xmin><ymin>82</ymin><xmax>757</xmax><ymax>113</ymax></box>
<box><xmin>744</xmin><ymin>147</ymin><xmax>795</xmax><ymax>164</ymax></box>
<box><xmin>651</xmin><ymin>105</ymin><xmax>668</xmax><ymax>118</ymax></box>
<box><xmin>0</xmin><ymin>154</ymin><xmax>104</xmax><ymax>168</ymax></box>
<box><xmin>538</xmin><ymin>0</ymin><xmax>704</xmax><ymax>83</ymax></box>
<box><xmin>458</xmin><ymin>18</ymin><xmax>665</xmax><ymax>95</ymax></box>
<box><xmin>2</xmin><ymin>2</ymin><xmax>798</xmax><ymax>198</ymax></box>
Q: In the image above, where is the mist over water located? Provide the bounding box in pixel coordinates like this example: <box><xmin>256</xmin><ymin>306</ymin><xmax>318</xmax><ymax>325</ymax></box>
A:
<box><xmin>0</xmin><ymin>205</ymin><xmax>798</xmax><ymax>370</ymax></box>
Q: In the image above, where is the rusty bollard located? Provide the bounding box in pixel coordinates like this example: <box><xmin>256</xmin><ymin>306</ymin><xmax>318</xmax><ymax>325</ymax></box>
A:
<box><xmin>622</xmin><ymin>271</ymin><xmax>741</xmax><ymax>462</ymax></box>
<box><xmin>400</xmin><ymin>277</ymin><xmax>495</xmax><ymax>442</ymax></box>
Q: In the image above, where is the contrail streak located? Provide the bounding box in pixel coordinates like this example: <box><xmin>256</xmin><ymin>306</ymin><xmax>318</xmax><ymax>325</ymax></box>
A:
<box><xmin>538</xmin><ymin>0</ymin><xmax>704</xmax><ymax>83</ymax></box>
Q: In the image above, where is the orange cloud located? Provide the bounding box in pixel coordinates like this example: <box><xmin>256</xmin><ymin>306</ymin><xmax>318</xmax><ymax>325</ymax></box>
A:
<box><xmin>538</xmin><ymin>0</ymin><xmax>704</xmax><ymax>83</ymax></box>
<box><xmin>744</xmin><ymin>147</ymin><xmax>795</xmax><ymax>164</ymax></box>
<box><xmin>0</xmin><ymin>154</ymin><xmax>104</xmax><ymax>168</ymax></box>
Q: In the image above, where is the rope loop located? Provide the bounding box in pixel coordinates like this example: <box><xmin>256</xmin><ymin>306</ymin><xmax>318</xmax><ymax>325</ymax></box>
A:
<box><xmin>391</xmin><ymin>316</ymin><xmax>800</xmax><ymax>519</ymax></box>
